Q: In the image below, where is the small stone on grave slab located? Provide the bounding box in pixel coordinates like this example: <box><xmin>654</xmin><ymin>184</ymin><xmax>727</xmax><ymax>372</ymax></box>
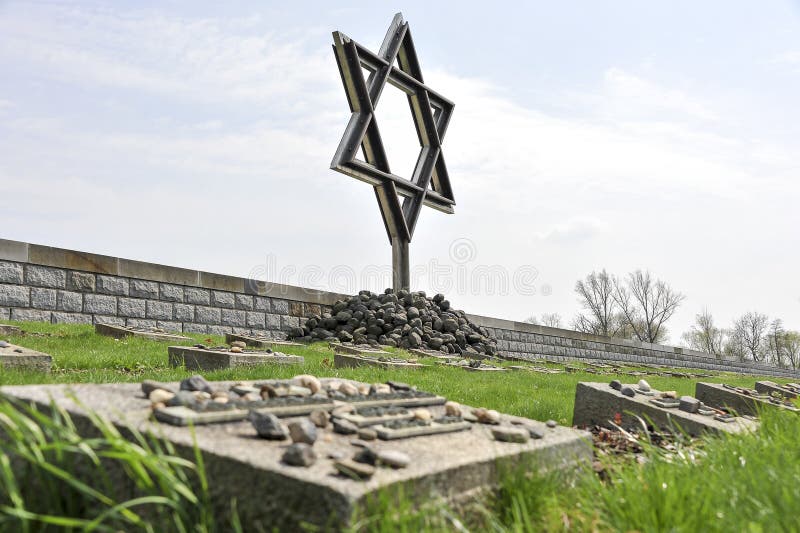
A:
<box><xmin>492</xmin><ymin>426</ymin><xmax>530</xmax><ymax>443</ymax></box>
<box><xmin>650</xmin><ymin>398</ymin><xmax>680</xmax><ymax>409</ymax></box>
<box><xmin>678</xmin><ymin>396</ymin><xmax>700</xmax><ymax>413</ymax></box>
<box><xmin>334</xmin><ymin>458</ymin><xmax>375</xmax><ymax>480</ymax></box>
<box><xmin>283</xmin><ymin>443</ymin><xmax>316</xmax><ymax>467</ymax></box>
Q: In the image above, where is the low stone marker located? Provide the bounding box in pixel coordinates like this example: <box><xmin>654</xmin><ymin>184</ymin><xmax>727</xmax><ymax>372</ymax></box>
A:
<box><xmin>0</xmin><ymin>376</ymin><xmax>592</xmax><ymax>530</ymax></box>
<box><xmin>224</xmin><ymin>333</ymin><xmax>304</xmax><ymax>350</ymax></box>
<box><xmin>573</xmin><ymin>382</ymin><xmax>756</xmax><ymax>435</ymax></box>
<box><xmin>0</xmin><ymin>341</ymin><xmax>52</xmax><ymax>372</ymax></box>
<box><xmin>406</xmin><ymin>348</ymin><xmax>460</xmax><ymax>361</ymax></box>
<box><xmin>0</xmin><ymin>324</ymin><xmax>21</xmax><ymax>336</ymax></box>
<box><xmin>754</xmin><ymin>380</ymin><xmax>800</xmax><ymax>400</ymax></box>
<box><xmin>96</xmin><ymin>323</ymin><xmax>191</xmax><ymax>343</ymax></box>
<box><xmin>333</xmin><ymin>352</ymin><xmax>424</xmax><ymax>370</ymax></box>
<box><xmin>695</xmin><ymin>382</ymin><xmax>798</xmax><ymax>417</ymax></box>
<box><xmin>331</xmin><ymin>343</ymin><xmax>393</xmax><ymax>356</ymax></box>
<box><xmin>439</xmin><ymin>360</ymin><xmax>507</xmax><ymax>372</ymax></box>
<box><xmin>168</xmin><ymin>346</ymin><xmax>304</xmax><ymax>371</ymax></box>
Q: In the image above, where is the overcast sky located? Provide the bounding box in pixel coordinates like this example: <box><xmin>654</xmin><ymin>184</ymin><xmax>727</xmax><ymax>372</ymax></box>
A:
<box><xmin>1</xmin><ymin>1</ymin><xmax>799</xmax><ymax>343</ymax></box>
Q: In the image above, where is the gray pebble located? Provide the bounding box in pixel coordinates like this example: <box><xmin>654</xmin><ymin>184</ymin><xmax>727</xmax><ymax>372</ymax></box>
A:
<box><xmin>609</xmin><ymin>379</ymin><xmax>622</xmax><ymax>391</ymax></box>
<box><xmin>491</xmin><ymin>426</ymin><xmax>530</xmax><ymax>443</ymax></box>
<box><xmin>376</xmin><ymin>449</ymin><xmax>411</xmax><ymax>468</ymax></box>
<box><xmin>620</xmin><ymin>386</ymin><xmax>636</xmax><ymax>397</ymax></box>
<box><xmin>180</xmin><ymin>375</ymin><xmax>213</xmax><ymax>394</ymax></box>
<box><xmin>282</xmin><ymin>443</ymin><xmax>316</xmax><ymax>467</ymax></box>
<box><xmin>333</xmin><ymin>418</ymin><xmax>359</xmax><ymax>435</ymax></box>
<box><xmin>288</xmin><ymin>419</ymin><xmax>317</xmax><ymax>445</ymax></box>
<box><xmin>249</xmin><ymin>411</ymin><xmax>288</xmax><ymax>440</ymax></box>
<box><xmin>545</xmin><ymin>420</ymin><xmax>557</xmax><ymax>428</ymax></box>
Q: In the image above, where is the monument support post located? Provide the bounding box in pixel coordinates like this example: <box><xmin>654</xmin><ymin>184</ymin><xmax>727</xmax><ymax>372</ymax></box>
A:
<box><xmin>391</xmin><ymin>237</ymin><xmax>410</xmax><ymax>291</ymax></box>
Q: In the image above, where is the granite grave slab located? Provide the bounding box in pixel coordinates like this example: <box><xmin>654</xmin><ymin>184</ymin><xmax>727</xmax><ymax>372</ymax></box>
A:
<box><xmin>0</xmin><ymin>341</ymin><xmax>52</xmax><ymax>372</ymax></box>
<box><xmin>0</xmin><ymin>324</ymin><xmax>21</xmax><ymax>336</ymax></box>
<box><xmin>96</xmin><ymin>323</ymin><xmax>191</xmax><ymax>342</ymax></box>
<box><xmin>333</xmin><ymin>352</ymin><xmax>425</xmax><ymax>370</ymax></box>
<box><xmin>573</xmin><ymin>382</ymin><xmax>756</xmax><ymax>436</ymax></box>
<box><xmin>754</xmin><ymin>380</ymin><xmax>800</xmax><ymax>400</ymax></box>
<box><xmin>169</xmin><ymin>345</ymin><xmax>304</xmax><ymax>371</ymax></box>
<box><xmin>0</xmin><ymin>378</ymin><xmax>592</xmax><ymax>530</ymax></box>
<box><xmin>695</xmin><ymin>382</ymin><xmax>798</xmax><ymax>417</ymax></box>
<box><xmin>224</xmin><ymin>333</ymin><xmax>304</xmax><ymax>350</ymax></box>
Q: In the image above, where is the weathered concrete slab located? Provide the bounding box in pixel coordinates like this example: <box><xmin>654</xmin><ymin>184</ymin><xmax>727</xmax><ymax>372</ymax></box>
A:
<box><xmin>695</xmin><ymin>382</ymin><xmax>798</xmax><ymax>416</ymax></box>
<box><xmin>224</xmin><ymin>333</ymin><xmax>304</xmax><ymax>350</ymax></box>
<box><xmin>573</xmin><ymin>382</ymin><xmax>756</xmax><ymax>435</ymax></box>
<box><xmin>407</xmin><ymin>348</ymin><xmax>460</xmax><ymax>361</ymax></box>
<box><xmin>169</xmin><ymin>346</ymin><xmax>304</xmax><ymax>371</ymax></box>
<box><xmin>754</xmin><ymin>380</ymin><xmax>800</xmax><ymax>400</ymax></box>
<box><xmin>334</xmin><ymin>353</ymin><xmax>424</xmax><ymax>370</ymax></box>
<box><xmin>0</xmin><ymin>324</ymin><xmax>21</xmax><ymax>336</ymax></box>
<box><xmin>331</xmin><ymin>343</ymin><xmax>392</xmax><ymax>356</ymax></box>
<box><xmin>96</xmin><ymin>323</ymin><xmax>190</xmax><ymax>342</ymax></box>
<box><xmin>0</xmin><ymin>341</ymin><xmax>51</xmax><ymax>372</ymax></box>
<box><xmin>0</xmin><ymin>379</ymin><xmax>592</xmax><ymax>530</ymax></box>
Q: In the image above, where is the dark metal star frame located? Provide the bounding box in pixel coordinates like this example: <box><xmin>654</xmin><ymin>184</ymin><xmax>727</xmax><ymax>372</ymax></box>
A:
<box><xmin>330</xmin><ymin>13</ymin><xmax>455</xmax><ymax>289</ymax></box>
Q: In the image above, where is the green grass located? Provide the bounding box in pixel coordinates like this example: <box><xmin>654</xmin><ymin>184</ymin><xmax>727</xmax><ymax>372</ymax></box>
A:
<box><xmin>2</xmin><ymin>321</ymin><xmax>799</xmax><ymax>532</ymax></box>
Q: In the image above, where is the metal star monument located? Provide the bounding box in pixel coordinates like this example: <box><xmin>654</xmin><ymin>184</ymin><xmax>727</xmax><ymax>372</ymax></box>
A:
<box><xmin>331</xmin><ymin>13</ymin><xmax>455</xmax><ymax>291</ymax></box>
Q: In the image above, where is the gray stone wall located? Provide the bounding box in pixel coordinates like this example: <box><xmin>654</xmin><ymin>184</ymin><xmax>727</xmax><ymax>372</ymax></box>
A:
<box><xmin>0</xmin><ymin>239</ymin><xmax>340</xmax><ymax>339</ymax></box>
<box><xmin>468</xmin><ymin>314</ymin><xmax>800</xmax><ymax>379</ymax></box>
<box><xmin>1</xmin><ymin>237</ymin><xmax>797</xmax><ymax>378</ymax></box>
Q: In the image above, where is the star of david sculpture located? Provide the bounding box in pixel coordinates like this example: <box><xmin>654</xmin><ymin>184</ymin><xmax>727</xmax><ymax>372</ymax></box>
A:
<box><xmin>331</xmin><ymin>13</ymin><xmax>455</xmax><ymax>291</ymax></box>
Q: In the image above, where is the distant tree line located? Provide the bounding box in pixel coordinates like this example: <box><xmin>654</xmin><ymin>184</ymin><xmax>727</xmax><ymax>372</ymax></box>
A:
<box><xmin>526</xmin><ymin>268</ymin><xmax>798</xmax><ymax>368</ymax></box>
<box><xmin>682</xmin><ymin>310</ymin><xmax>800</xmax><ymax>368</ymax></box>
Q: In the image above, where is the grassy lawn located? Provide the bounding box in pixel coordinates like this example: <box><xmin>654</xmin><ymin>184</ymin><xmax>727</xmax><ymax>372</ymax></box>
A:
<box><xmin>1</xmin><ymin>321</ymin><xmax>798</xmax><ymax>531</ymax></box>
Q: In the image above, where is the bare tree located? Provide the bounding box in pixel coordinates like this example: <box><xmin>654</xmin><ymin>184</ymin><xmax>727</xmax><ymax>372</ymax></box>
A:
<box><xmin>765</xmin><ymin>319</ymin><xmax>787</xmax><ymax>366</ymax></box>
<box><xmin>612</xmin><ymin>270</ymin><xmax>685</xmax><ymax>344</ymax></box>
<box><xmin>524</xmin><ymin>313</ymin><xmax>563</xmax><ymax>328</ymax></box>
<box><xmin>730</xmin><ymin>312</ymin><xmax>770</xmax><ymax>362</ymax></box>
<box><xmin>681</xmin><ymin>309</ymin><xmax>726</xmax><ymax>358</ymax></box>
<box><xmin>784</xmin><ymin>331</ymin><xmax>800</xmax><ymax>370</ymax></box>
<box><xmin>573</xmin><ymin>269</ymin><xmax>624</xmax><ymax>337</ymax></box>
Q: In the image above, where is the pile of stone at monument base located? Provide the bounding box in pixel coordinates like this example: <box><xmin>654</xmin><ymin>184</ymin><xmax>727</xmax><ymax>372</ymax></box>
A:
<box><xmin>289</xmin><ymin>289</ymin><xmax>498</xmax><ymax>357</ymax></box>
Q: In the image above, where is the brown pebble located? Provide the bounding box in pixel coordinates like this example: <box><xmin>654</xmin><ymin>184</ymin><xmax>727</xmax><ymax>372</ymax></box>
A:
<box><xmin>357</xmin><ymin>428</ymin><xmax>377</xmax><ymax>441</ymax></box>
<box><xmin>230</xmin><ymin>346</ymin><xmax>243</xmax><ymax>353</ymax></box>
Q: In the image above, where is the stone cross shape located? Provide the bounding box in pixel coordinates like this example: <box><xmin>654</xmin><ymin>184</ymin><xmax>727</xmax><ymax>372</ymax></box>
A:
<box><xmin>330</xmin><ymin>13</ymin><xmax>455</xmax><ymax>290</ymax></box>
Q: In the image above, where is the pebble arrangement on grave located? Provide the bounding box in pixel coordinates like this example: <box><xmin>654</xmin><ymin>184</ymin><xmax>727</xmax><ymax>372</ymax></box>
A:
<box><xmin>754</xmin><ymin>380</ymin><xmax>800</xmax><ymax>400</ymax></box>
<box><xmin>695</xmin><ymin>382</ymin><xmax>799</xmax><ymax>417</ymax></box>
<box><xmin>224</xmin><ymin>333</ymin><xmax>304</xmax><ymax>350</ymax></box>
<box><xmin>168</xmin><ymin>343</ymin><xmax>304</xmax><ymax>371</ymax></box>
<box><xmin>573</xmin><ymin>380</ymin><xmax>756</xmax><ymax>435</ymax></box>
<box><xmin>0</xmin><ymin>340</ymin><xmax>52</xmax><ymax>372</ymax></box>
<box><xmin>0</xmin><ymin>376</ymin><xmax>592</xmax><ymax>529</ymax></box>
<box><xmin>333</xmin><ymin>351</ymin><xmax>425</xmax><ymax>370</ymax></box>
<box><xmin>0</xmin><ymin>324</ymin><xmax>21</xmax><ymax>336</ymax></box>
<box><xmin>95</xmin><ymin>323</ymin><xmax>191</xmax><ymax>342</ymax></box>
<box><xmin>288</xmin><ymin>289</ymin><xmax>498</xmax><ymax>357</ymax></box>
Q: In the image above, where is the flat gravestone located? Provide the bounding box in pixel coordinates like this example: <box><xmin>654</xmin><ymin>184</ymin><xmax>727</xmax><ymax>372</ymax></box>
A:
<box><xmin>333</xmin><ymin>352</ymin><xmax>425</xmax><ymax>370</ymax></box>
<box><xmin>754</xmin><ymin>380</ymin><xmax>800</xmax><ymax>400</ymax></box>
<box><xmin>224</xmin><ymin>333</ymin><xmax>304</xmax><ymax>350</ymax></box>
<box><xmin>331</xmin><ymin>343</ymin><xmax>392</xmax><ymax>356</ymax></box>
<box><xmin>96</xmin><ymin>323</ymin><xmax>191</xmax><ymax>343</ymax></box>
<box><xmin>573</xmin><ymin>382</ymin><xmax>756</xmax><ymax>436</ymax></box>
<box><xmin>0</xmin><ymin>379</ymin><xmax>592</xmax><ymax>530</ymax></box>
<box><xmin>169</xmin><ymin>346</ymin><xmax>304</xmax><ymax>371</ymax></box>
<box><xmin>406</xmin><ymin>348</ymin><xmax>460</xmax><ymax>361</ymax></box>
<box><xmin>0</xmin><ymin>342</ymin><xmax>51</xmax><ymax>372</ymax></box>
<box><xmin>0</xmin><ymin>324</ymin><xmax>21</xmax><ymax>336</ymax></box>
<box><xmin>695</xmin><ymin>382</ymin><xmax>798</xmax><ymax>417</ymax></box>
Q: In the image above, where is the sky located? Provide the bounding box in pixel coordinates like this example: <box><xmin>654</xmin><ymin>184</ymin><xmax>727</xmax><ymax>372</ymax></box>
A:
<box><xmin>1</xmin><ymin>1</ymin><xmax>799</xmax><ymax>344</ymax></box>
